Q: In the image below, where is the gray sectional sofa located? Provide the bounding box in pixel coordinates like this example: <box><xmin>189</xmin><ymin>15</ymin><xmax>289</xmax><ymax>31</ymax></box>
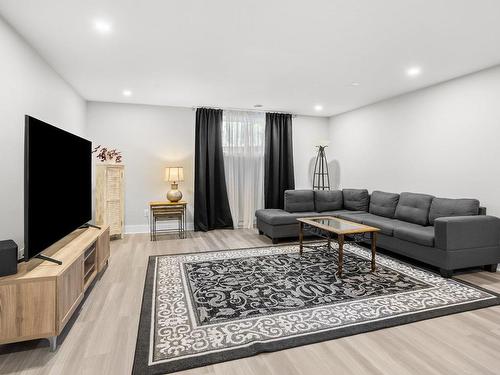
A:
<box><xmin>255</xmin><ymin>189</ymin><xmax>500</xmax><ymax>277</ymax></box>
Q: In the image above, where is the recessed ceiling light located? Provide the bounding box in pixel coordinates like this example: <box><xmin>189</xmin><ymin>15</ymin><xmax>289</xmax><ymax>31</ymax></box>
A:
<box><xmin>406</xmin><ymin>66</ymin><xmax>422</xmax><ymax>77</ymax></box>
<box><xmin>351</xmin><ymin>82</ymin><xmax>360</xmax><ymax>86</ymax></box>
<box><xmin>94</xmin><ymin>19</ymin><xmax>112</xmax><ymax>34</ymax></box>
<box><xmin>314</xmin><ymin>105</ymin><xmax>323</xmax><ymax>111</ymax></box>
<box><xmin>254</xmin><ymin>104</ymin><xmax>263</xmax><ymax>108</ymax></box>
<box><xmin>122</xmin><ymin>89</ymin><xmax>132</xmax><ymax>97</ymax></box>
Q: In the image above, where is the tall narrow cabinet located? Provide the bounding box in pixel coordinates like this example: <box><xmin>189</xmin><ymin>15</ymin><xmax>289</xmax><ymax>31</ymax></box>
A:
<box><xmin>95</xmin><ymin>163</ymin><xmax>124</xmax><ymax>238</ymax></box>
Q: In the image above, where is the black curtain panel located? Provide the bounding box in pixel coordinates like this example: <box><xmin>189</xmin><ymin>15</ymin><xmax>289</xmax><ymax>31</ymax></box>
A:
<box><xmin>264</xmin><ymin>112</ymin><xmax>295</xmax><ymax>209</ymax></box>
<box><xmin>194</xmin><ymin>108</ymin><xmax>234</xmax><ymax>231</ymax></box>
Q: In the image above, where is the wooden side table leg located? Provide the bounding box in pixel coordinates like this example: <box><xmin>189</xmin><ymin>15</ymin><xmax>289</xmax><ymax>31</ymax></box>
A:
<box><xmin>371</xmin><ymin>231</ymin><xmax>377</xmax><ymax>272</ymax></box>
<box><xmin>299</xmin><ymin>222</ymin><xmax>304</xmax><ymax>255</ymax></box>
<box><xmin>149</xmin><ymin>207</ymin><xmax>152</xmax><ymax>241</ymax></box>
<box><xmin>152</xmin><ymin>209</ymin><xmax>155</xmax><ymax>241</ymax></box>
<box><xmin>154</xmin><ymin>216</ymin><xmax>157</xmax><ymax>241</ymax></box>
<box><xmin>338</xmin><ymin>234</ymin><xmax>344</xmax><ymax>277</ymax></box>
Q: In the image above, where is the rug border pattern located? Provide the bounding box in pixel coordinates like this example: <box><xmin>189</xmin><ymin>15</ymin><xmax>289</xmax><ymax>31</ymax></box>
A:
<box><xmin>132</xmin><ymin>243</ymin><xmax>500</xmax><ymax>375</ymax></box>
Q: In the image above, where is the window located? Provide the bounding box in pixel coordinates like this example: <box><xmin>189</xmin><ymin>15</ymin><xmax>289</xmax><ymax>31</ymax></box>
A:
<box><xmin>222</xmin><ymin>111</ymin><xmax>265</xmax><ymax>228</ymax></box>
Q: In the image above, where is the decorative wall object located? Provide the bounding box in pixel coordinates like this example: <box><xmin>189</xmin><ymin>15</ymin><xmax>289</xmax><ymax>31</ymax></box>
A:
<box><xmin>312</xmin><ymin>145</ymin><xmax>330</xmax><ymax>190</ymax></box>
<box><xmin>92</xmin><ymin>145</ymin><xmax>123</xmax><ymax>163</ymax></box>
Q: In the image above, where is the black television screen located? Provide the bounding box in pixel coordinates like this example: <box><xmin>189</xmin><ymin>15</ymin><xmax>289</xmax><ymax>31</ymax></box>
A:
<box><xmin>24</xmin><ymin>115</ymin><xmax>92</xmax><ymax>261</ymax></box>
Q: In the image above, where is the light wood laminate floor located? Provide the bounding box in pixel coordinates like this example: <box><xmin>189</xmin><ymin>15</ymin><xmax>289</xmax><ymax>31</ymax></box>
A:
<box><xmin>1</xmin><ymin>229</ymin><xmax>499</xmax><ymax>375</ymax></box>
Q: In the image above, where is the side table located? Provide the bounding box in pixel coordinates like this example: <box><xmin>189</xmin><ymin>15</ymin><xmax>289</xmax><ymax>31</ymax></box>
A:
<box><xmin>149</xmin><ymin>201</ymin><xmax>187</xmax><ymax>240</ymax></box>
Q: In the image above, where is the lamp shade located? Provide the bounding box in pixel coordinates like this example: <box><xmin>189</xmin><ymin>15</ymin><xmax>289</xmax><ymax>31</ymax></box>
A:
<box><xmin>165</xmin><ymin>167</ymin><xmax>184</xmax><ymax>182</ymax></box>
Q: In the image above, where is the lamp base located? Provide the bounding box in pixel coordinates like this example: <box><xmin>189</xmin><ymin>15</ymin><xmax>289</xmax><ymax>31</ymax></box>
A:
<box><xmin>167</xmin><ymin>183</ymin><xmax>183</xmax><ymax>202</ymax></box>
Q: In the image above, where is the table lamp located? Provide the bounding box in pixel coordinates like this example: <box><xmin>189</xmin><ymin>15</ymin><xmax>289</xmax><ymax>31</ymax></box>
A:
<box><xmin>165</xmin><ymin>167</ymin><xmax>184</xmax><ymax>202</ymax></box>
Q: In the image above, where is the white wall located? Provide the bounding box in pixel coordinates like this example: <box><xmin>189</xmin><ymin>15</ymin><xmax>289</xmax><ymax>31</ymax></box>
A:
<box><xmin>293</xmin><ymin>115</ymin><xmax>330</xmax><ymax>189</ymax></box>
<box><xmin>86</xmin><ymin>103</ymin><xmax>329</xmax><ymax>232</ymax></box>
<box><xmin>328</xmin><ymin>65</ymin><xmax>500</xmax><ymax>216</ymax></box>
<box><xmin>86</xmin><ymin>102</ymin><xmax>195</xmax><ymax>233</ymax></box>
<box><xmin>0</xmin><ymin>16</ymin><xmax>86</xmax><ymax>252</ymax></box>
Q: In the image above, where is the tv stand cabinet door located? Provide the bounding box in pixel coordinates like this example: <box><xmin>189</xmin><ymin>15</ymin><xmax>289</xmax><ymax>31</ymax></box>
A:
<box><xmin>0</xmin><ymin>279</ymin><xmax>56</xmax><ymax>344</ymax></box>
<box><xmin>97</xmin><ymin>227</ymin><xmax>110</xmax><ymax>273</ymax></box>
<box><xmin>57</xmin><ymin>255</ymin><xmax>84</xmax><ymax>332</ymax></box>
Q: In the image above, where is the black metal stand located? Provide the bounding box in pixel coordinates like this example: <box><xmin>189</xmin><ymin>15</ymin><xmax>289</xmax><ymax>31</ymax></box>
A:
<box><xmin>35</xmin><ymin>254</ymin><xmax>62</xmax><ymax>265</ymax></box>
<box><xmin>312</xmin><ymin>145</ymin><xmax>330</xmax><ymax>190</ymax></box>
<box><xmin>80</xmin><ymin>223</ymin><xmax>101</xmax><ymax>230</ymax></box>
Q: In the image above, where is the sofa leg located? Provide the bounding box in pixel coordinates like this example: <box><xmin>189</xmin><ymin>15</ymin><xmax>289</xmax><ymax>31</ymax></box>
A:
<box><xmin>484</xmin><ymin>264</ymin><xmax>498</xmax><ymax>273</ymax></box>
<box><xmin>439</xmin><ymin>268</ymin><xmax>453</xmax><ymax>278</ymax></box>
<box><xmin>258</xmin><ymin>230</ymin><xmax>264</xmax><ymax>235</ymax></box>
<box><xmin>272</xmin><ymin>238</ymin><xmax>279</xmax><ymax>244</ymax></box>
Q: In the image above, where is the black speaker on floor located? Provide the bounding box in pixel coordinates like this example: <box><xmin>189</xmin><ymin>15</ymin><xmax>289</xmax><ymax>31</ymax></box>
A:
<box><xmin>0</xmin><ymin>240</ymin><xmax>18</xmax><ymax>277</ymax></box>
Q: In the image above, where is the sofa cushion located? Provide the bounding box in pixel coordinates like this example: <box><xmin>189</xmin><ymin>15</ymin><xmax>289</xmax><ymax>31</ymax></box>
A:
<box><xmin>394</xmin><ymin>192</ymin><xmax>434</xmax><ymax>226</ymax></box>
<box><xmin>394</xmin><ymin>222</ymin><xmax>435</xmax><ymax>247</ymax></box>
<box><xmin>255</xmin><ymin>209</ymin><xmax>319</xmax><ymax>225</ymax></box>
<box><xmin>324</xmin><ymin>212</ymin><xmax>400</xmax><ymax>236</ymax></box>
<box><xmin>314</xmin><ymin>190</ymin><xmax>343</xmax><ymax>212</ymax></box>
<box><xmin>343</xmin><ymin>189</ymin><xmax>369</xmax><ymax>211</ymax></box>
<box><xmin>320</xmin><ymin>210</ymin><xmax>366</xmax><ymax>218</ymax></box>
<box><xmin>428</xmin><ymin>198</ymin><xmax>480</xmax><ymax>225</ymax></box>
<box><xmin>336</xmin><ymin>211</ymin><xmax>368</xmax><ymax>222</ymax></box>
<box><xmin>369</xmin><ymin>191</ymin><xmax>400</xmax><ymax>218</ymax></box>
<box><xmin>359</xmin><ymin>214</ymin><xmax>402</xmax><ymax>236</ymax></box>
<box><xmin>284</xmin><ymin>190</ymin><xmax>315</xmax><ymax>212</ymax></box>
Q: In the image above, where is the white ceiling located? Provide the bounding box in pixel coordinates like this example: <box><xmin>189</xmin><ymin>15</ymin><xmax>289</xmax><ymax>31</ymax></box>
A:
<box><xmin>1</xmin><ymin>0</ymin><xmax>500</xmax><ymax>116</ymax></box>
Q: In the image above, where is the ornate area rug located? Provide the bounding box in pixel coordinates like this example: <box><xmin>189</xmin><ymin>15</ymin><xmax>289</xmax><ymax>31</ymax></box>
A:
<box><xmin>133</xmin><ymin>243</ymin><xmax>499</xmax><ymax>374</ymax></box>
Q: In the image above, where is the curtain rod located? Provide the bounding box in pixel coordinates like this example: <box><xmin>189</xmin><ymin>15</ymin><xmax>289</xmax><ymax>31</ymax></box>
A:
<box><xmin>191</xmin><ymin>106</ymin><xmax>298</xmax><ymax>118</ymax></box>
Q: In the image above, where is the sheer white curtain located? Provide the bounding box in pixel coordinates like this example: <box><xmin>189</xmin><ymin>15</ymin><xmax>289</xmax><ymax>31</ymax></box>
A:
<box><xmin>222</xmin><ymin>110</ymin><xmax>265</xmax><ymax>228</ymax></box>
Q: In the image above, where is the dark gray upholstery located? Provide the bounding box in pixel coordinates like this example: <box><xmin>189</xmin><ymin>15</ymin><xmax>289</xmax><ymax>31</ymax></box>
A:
<box><xmin>394</xmin><ymin>222</ymin><xmax>435</xmax><ymax>247</ymax></box>
<box><xmin>365</xmin><ymin>234</ymin><xmax>448</xmax><ymax>268</ymax></box>
<box><xmin>343</xmin><ymin>189</ymin><xmax>369</xmax><ymax>211</ymax></box>
<box><xmin>256</xmin><ymin>189</ymin><xmax>500</xmax><ymax>277</ymax></box>
<box><xmin>331</xmin><ymin>212</ymin><xmax>401</xmax><ymax>236</ymax></box>
<box><xmin>369</xmin><ymin>191</ymin><xmax>399</xmax><ymax>218</ymax></box>
<box><xmin>434</xmin><ymin>215</ymin><xmax>500</xmax><ymax>250</ymax></box>
<box><xmin>429</xmin><ymin>198</ymin><xmax>480</xmax><ymax>225</ymax></box>
<box><xmin>315</xmin><ymin>190</ymin><xmax>343</xmax><ymax>212</ymax></box>
<box><xmin>257</xmin><ymin>219</ymin><xmax>300</xmax><ymax>239</ymax></box>
<box><xmin>255</xmin><ymin>209</ymin><xmax>318</xmax><ymax>225</ymax></box>
<box><xmin>336</xmin><ymin>212</ymin><xmax>369</xmax><ymax>222</ymax></box>
<box><xmin>394</xmin><ymin>192</ymin><xmax>434</xmax><ymax>226</ymax></box>
<box><xmin>360</xmin><ymin>214</ymin><xmax>403</xmax><ymax>236</ymax></box>
<box><xmin>320</xmin><ymin>210</ymin><xmax>367</xmax><ymax>217</ymax></box>
<box><xmin>364</xmin><ymin>233</ymin><xmax>500</xmax><ymax>272</ymax></box>
<box><xmin>284</xmin><ymin>190</ymin><xmax>314</xmax><ymax>213</ymax></box>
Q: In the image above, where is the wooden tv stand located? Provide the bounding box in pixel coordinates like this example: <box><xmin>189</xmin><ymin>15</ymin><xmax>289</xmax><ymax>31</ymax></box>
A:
<box><xmin>0</xmin><ymin>226</ymin><xmax>110</xmax><ymax>351</ymax></box>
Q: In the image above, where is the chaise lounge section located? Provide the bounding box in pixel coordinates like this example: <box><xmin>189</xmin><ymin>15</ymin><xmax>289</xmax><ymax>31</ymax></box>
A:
<box><xmin>255</xmin><ymin>189</ymin><xmax>500</xmax><ymax>277</ymax></box>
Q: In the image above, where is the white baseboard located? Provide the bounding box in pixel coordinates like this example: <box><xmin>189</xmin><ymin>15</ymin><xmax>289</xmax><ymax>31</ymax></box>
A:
<box><xmin>125</xmin><ymin>222</ymin><xmax>194</xmax><ymax>234</ymax></box>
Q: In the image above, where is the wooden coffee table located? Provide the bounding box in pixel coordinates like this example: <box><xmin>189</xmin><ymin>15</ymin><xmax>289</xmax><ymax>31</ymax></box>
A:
<box><xmin>296</xmin><ymin>216</ymin><xmax>380</xmax><ymax>277</ymax></box>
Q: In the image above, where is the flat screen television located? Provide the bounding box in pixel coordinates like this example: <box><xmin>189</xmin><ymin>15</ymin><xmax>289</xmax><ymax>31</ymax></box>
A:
<box><xmin>24</xmin><ymin>115</ymin><xmax>92</xmax><ymax>261</ymax></box>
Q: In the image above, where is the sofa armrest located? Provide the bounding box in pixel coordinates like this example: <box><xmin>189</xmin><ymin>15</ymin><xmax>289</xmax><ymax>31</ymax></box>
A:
<box><xmin>434</xmin><ymin>215</ymin><xmax>500</xmax><ymax>250</ymax></box>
